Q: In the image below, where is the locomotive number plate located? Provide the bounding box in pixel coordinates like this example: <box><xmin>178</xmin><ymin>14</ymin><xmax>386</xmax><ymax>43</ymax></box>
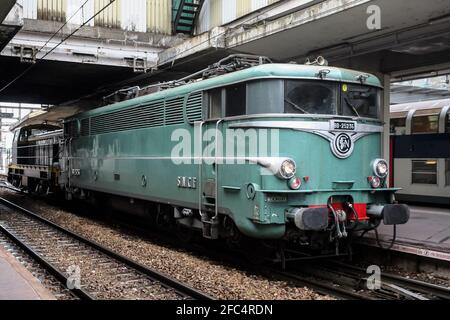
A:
<box><xmin>266</xmin><ymin>195</ymin><xmax>287</xmax><ymax>203</ymax></box>
<box><xmin>331</xmin><ymin>120</ymin><xmax>356</xmax><ymax>131</ymax></box>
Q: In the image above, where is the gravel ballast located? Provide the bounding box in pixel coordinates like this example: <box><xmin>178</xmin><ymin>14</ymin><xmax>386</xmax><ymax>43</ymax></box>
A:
<box><xmin>0</xmin><ymin>189</ymin><xmax>329</xmax><ymax>300</ymax></box>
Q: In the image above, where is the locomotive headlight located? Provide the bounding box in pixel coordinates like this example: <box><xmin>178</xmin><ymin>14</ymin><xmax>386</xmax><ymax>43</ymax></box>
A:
<box><xmin>373</xmin><ymin>159</ymin><xmax>389</xmax><ymax>178</ymax></box>
<box><xmin>279</xmin><ymin>159</ymin><xmax>296</xmax><ymax>179</ymax></box>
<box><xmin>368</xmin><ymin>176</ymin><xmax>381</xmax><ymax>188</ymax></box>
<box><xmin>288</xmin><ymin>177</ymin><xmax>302</xmax><ymax>190</ymax></box>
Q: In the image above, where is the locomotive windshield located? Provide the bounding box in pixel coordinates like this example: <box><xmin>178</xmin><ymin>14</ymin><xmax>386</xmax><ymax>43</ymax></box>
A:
<box><xmin>214</xmin><ymin>79</ymin><xmax>381</xmax><ymax>119</ymax></box>
<box><xmin>284</xmin><ymin>81</ymin><xmax>338</xmax><ymax>115</ymax></box>
<box><xmin>282</xmin><ymin>80</ymin><xmax>380</xmax><ymax>119</ymax></box>
<box><xmin>341</xmin><ymin>84</ymin><xmax>380</xmax><ymax>119</ymax></box>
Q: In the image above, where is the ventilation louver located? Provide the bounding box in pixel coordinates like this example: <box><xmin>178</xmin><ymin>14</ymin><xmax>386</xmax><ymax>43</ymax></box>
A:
<box><xmin>186</xmin><ymin>92</ymin><xmax>203</xmax><ymax>123</ymax></box>
<box><xmin>80</xmin><ymin>118</ymin><xmax>90</xmax><ymax>136</ymax></box>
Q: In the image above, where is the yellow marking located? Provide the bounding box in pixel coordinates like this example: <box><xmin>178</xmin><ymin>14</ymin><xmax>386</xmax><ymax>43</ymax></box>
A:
<box><xmin>342</xmin><ymin>84</ymin><xmax>348</xmax><ymax>92</ymax></box>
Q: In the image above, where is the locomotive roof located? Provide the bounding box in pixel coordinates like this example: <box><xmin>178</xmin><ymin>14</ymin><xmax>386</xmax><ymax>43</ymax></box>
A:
<box><xmin>70</xmin><ymin>63</ymin><xmax>382</xmax><ymax>120</ymax></box>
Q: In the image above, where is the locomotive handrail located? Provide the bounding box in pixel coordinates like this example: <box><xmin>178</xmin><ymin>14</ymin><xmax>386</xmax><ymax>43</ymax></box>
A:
<box><xmin>198</xmin><ymin>121</ymin><xmax>204</xmax><ymax>218</ymax></box>
<box><xmin>214</xmin><ymin>119</ymin><xmax>224</xmax><ymax>221</ymax></box>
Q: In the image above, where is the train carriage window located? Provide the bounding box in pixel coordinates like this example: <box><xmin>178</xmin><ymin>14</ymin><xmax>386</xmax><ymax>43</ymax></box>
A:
<box><xmin>208</xmin><ymin>88</ymin><xmax>223</xmax><ymax>119</ymax></box>
<box><xmin>411</xmin><ymin>109</ymin><xmax>440</xmax><ymax>134</ymax></box>
<box><xmin>390</xmin><ymin>117</ymin><xmax>406</xmax><ymax>134</ymax></box>
<box><xmin>225</xmin><ymin>84</ymin><xmax>246</xmax><ymax>117</ymax></box>
<box><xmin>285</xmin><ymin>81</ymin><xmax>337</xmax><ymax>115</ymax></box>
<box><xmin>412</xmin><ymin>115</ymin><xmax>439</xmax><ymax>134</ymax></box>
<box><xmin>446</xmin><ymin>160</ymin><xmax>450</xmax><ymax>186</ymax></box>
<box><xmin>412</xmin><ymin>160</ymin><xmax>437</xmax><ymax>185</ymax></box>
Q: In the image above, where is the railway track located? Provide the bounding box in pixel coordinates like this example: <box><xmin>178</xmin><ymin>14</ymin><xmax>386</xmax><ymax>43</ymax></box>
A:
<box><xmin>274</xmin><ymin>260</ymin><xmax>450</xmax><ymax>300</ymax></box>
<box><xmin>327</xmin><ymin>261</ymin><xmax>450</xmax><ymax>300</ymax></box>
<box><xmin>1</xmin><ymin>186</ymin><xmax>448</xmax><ymax>301</ymax></box>
<box><xmin>0</xmin><ymin>233</ymin><xmax>77</xmax><ymax>300</ymax></box>
<box><xmin>0</xmin><ymin>197</ymin><xmax>213</xmax><ymax>300</ymax></box>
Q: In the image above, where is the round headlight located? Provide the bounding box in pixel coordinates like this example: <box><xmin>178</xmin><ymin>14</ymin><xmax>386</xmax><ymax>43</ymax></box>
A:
<box><xmin>369</xmin><ymin>176</ymin><xmax>381</xmax><ymax>188</ymax></box>
<box><xmin>373</xmin><ymin>159</ymin><xmax>389</xmax><ymax>178</ymax></box>
<box><xmin>279</xmin><ymin>159</ymin><xmax>296</xmax><ymax>179</ymax></box>
<box><xmin>288</xmin><ymin>177</ymin><xmax>302</xmax><ymax>190</ymax></box>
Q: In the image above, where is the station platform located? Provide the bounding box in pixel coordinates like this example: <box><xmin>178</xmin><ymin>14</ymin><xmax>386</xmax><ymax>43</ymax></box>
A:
<box><xmin>0</xmin><ymin>245</ymin><xmax>55</xmax><ymax>300</ymax></box>
<box><xmin>360</xmin><ymin>205</ymin><xmax>450</xmax><ymax>262</ymax></box>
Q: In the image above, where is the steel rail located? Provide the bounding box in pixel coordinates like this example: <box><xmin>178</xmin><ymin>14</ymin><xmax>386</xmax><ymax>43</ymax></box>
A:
<box><xmin>271</xmin><ymin>270</ymin><xmax>374</xmax><ymax>300</ymax></box>
<box><xmin>0</xmin><ymin>225</ymin><xmax>94</xmax><ymax>300</ymax></box>
<box><xmin>329</xmin><ymin>261</ymin><xmax>450</xmax><ymax>300</ymax></box>
<box><xmin>0</xmin><ymin>197</ymin><xmax>214</xmax><ymax>300</ymax></box>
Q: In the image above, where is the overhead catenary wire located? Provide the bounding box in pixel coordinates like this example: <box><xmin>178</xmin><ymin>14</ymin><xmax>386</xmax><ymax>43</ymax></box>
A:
<box><xmin>38</xmin><ymin>0</ymin><xmax>91</xmax><ymax>56</ymax></box>
<box><xmin>0</xmin><ymin>0</ymin><xmax>117</xmax><ymax>95</ymax></box>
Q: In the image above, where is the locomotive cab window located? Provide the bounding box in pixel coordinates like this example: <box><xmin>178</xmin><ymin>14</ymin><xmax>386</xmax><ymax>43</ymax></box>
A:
<box><xmin>225</xmin><ymin>84</ymin><xmax>246</xmax><ymax>117</ymax></box>
<box><xmin>208</xmin><ymin>88</ymin><xmax>223</xmax><ymax>119</ymax></box>
<box><xmin>19</xmin><ymin>129</ymin><xmax>30</xmax><ymax>142</ymax></box>
<box><xmin>12</xmin><ymin>129</ymin><xmax>19</xmax><ymax>143</ymax></box>
<box><xmin>341</xmin><ymin>84</ymin><xmax>380</xmax><ymax>119</ymax></box>
<box><xmin>247</xmin><ymin>80</ymin><xmax>284</xmax><ymax>114</ymax></box>
<box><xmin>285</xmin><ymin>81</ymin><xmax>338</xmax><ymax>115</ymax></box>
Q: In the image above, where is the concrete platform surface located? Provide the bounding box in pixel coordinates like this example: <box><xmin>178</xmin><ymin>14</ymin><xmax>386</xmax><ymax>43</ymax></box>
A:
<box><xmin>0</xmin><ymin>245</ymin><xmax>55</xmax><ymax>300</ymax></box>
<box><xmin>362</xmin><ymin>205</ymin><xmax>450</xmax><ymax>261</ymax></box>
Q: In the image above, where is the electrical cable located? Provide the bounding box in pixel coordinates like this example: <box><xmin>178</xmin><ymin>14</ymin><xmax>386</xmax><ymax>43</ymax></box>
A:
<box><xmin>374</xmin><ymin>224</ymin><xmax>397</xmax><ymax>250</ymax></box>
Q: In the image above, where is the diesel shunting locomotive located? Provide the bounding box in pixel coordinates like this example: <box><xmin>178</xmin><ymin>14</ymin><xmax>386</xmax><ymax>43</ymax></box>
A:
<box><xmin>8</xmin><ymin>55</ymin><xmax>410</xmax><ymax>257</ymax></box>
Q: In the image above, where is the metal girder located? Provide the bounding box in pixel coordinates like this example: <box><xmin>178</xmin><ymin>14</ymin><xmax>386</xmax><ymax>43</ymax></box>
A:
<box><xmin>2</xmin><ymin>30</ymin><xmax>160</xmax><ymax>70</ymax></box>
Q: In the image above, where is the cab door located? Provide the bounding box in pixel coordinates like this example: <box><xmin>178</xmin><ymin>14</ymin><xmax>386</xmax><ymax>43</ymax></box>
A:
<box><xmin>199</xmin><ymin>88</ymin><xmax>224</xmax><ymax>219</ymax></box>
<box><xmin>199</xmin><ymin>85</ymin><xmax>247</xmax><ymax>238</ymax></box>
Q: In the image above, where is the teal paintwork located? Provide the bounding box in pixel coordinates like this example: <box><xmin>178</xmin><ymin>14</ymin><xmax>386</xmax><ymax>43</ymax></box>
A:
<box><xmin>66</xmin><ymin>63</ymin><xmax>392</xmax><ymax>240</ymax></box>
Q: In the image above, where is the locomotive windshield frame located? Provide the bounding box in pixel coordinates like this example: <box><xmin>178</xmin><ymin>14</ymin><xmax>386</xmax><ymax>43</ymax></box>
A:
<box><xmin>209</xmin><ymin>79</ymin><xmax>382</xmax><ymax>121</ymax></box>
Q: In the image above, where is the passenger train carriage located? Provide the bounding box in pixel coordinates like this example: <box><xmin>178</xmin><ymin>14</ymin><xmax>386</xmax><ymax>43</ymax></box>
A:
<box><xmin>8</xmin><ymin>56</ymin><xmax>410</xmax><ymax>257</ymax></box>
<box><xmin>390</xmin><ymin>98</ymin><xmax>450</xmax><ymax>205</ymax></box>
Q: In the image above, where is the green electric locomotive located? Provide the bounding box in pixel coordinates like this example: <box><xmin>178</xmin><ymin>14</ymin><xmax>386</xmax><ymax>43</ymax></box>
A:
<box><xmin>12</xmin><ymin>55</ymin><xmax>410</xmax><ymax>257</ymax></box>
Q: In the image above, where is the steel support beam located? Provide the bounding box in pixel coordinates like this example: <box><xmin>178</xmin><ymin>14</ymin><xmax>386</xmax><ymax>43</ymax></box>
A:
<box><xmin>1</xmin><ymin>18</ymin><xmax>185</xmax><ymax>70</ymax></box>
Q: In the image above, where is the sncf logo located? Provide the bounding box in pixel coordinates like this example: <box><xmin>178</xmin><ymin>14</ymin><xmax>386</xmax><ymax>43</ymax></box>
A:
<box><xmin>336</xmin><ymin>133</ymin><xmax>352</xmax><ymax>154</ymax></box>
<box><xmin>332</xmin><ymin>133</ymin><xmax>354</xmax><ymax>159</ymax></box>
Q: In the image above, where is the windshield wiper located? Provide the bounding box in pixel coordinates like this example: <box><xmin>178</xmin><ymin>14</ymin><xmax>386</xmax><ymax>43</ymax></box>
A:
<box><xmin>284</xmin><ymin>98</ymin><xmax>310</xmax><ymax>114</ymax></box>
<box><xmin>344</xmin><ymin>97</ymin><xmax>360</xmax><ymax>117</ymax></box>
